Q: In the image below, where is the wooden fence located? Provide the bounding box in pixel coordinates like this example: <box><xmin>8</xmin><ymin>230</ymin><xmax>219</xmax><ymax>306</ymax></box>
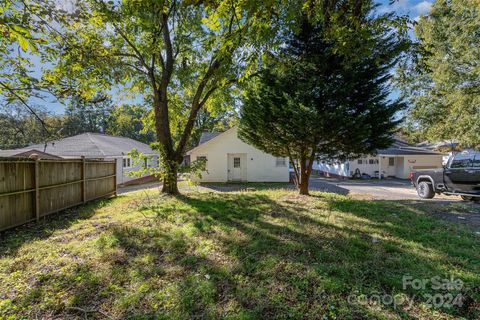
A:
<box><xmin>0</xmin><ymin>157</ymin><xmax>117</xmax><ymax>232</ymax></box>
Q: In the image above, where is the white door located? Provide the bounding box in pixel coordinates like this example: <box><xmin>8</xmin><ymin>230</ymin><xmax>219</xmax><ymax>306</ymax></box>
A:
<box><xmin>228</xmin><ymin>153</ymin><xmax>246</xmax><ymax>182</ymax></box>
<box><xmin>386</xmin><ymin>157</ymin><xmax>396</xmax><ymax>177</ymax></box>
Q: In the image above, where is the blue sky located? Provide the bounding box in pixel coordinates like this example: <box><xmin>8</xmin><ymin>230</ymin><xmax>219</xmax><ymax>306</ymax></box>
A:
<box><xmin>34</xmin><ymin>0</ymin><xmax>434</xmax><ymax>114</ymax></box>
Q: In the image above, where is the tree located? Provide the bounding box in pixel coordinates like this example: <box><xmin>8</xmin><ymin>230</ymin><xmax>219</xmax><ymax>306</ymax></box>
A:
<box><xmin>0</xmin><ymin>0</ymin><xmax>59</xmax><ymax>129</ymax></box>
<box><xmin>45</xmin><ymin>0</ymin><xmax>299</xmax><ymax>194</ymax></box>
<box><xmin>239</xmin><ymin>8</ymin><xmax>407</xmax><ymax>195</ymax></box>
<box><xmin>63</xmin><ymin>94</ymin><xmax>114</xmax><ymax>136</ymax></box>
<box><xmin>106</xmin><ymin>104</ymin><xmax>155</xmax><ymax>144</ymax></box>
<box><xmin>0</xmin><ymin>104</ymin><xmax>64</xmax><ymax>148</ymax></box>
<box><xmin>397</xmin><ymin>0</ymin><xmax>480</xmax><ymax>148</ymax></box>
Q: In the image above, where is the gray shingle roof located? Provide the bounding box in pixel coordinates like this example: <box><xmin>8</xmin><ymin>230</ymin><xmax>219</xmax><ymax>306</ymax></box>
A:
<box><xmin>2</xmin><ymin>133</ymin><xmax>157</xmax><ymax>158</ymax></box>
<box><xmin>198</xmin><ymin>132</ymin><xmax>221</xmax><ymax>145</ymax></box>
<box><xmin>377</xmin><ymin>137</ymin><xmax>445</xmax><ymax>156</ymax></box>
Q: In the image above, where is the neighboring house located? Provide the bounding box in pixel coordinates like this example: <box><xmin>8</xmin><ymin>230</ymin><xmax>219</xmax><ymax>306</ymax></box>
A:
<box><xmin>416</xmin><ymin>139</ymin><xmax>459</xmax><ymax>165</ymax></box>
<box><xmin>186</xmin><ymin>127</ymin><xmax>290</xmax><ymax>183</ymax></box>
<box><xmin>313</xmin><ymin>138</ymin><xmax>445</xmax><ymax>179</ymax></box>
<box><xmin>0</xmin><ymin>149</ymin><xmax>62</xmax><ymax>160</ymax></box>
<box><xmin>0</xmin><ymin>133</ymin><xmax>159</xmax><ymax>185</ymax></box>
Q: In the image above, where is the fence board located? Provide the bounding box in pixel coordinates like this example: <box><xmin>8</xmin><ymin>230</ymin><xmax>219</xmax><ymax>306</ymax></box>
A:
<box><xmin>0</xmin><ymin>157</ymin><xmax>116</xmax><ymax>232</ymax></box>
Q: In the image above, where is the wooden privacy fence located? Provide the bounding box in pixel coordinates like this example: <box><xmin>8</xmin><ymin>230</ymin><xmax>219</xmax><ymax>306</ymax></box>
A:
<box><xmin>0</xmin><ymin>157</ymin><xmax>117</xmax><ymax>232</ymax></box>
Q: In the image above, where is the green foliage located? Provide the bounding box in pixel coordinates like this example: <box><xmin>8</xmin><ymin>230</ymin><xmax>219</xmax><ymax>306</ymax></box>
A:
<box><xmin>63</xmin><ymin>94</ymin><xmax>114</xmax><ymax>136</ymax></box>
<box><xmin>43</xmin><ymin>0</ymin><xmax>302</xmax><ymax>193</ymax></box>
<box><xmin>128</xmin><ymin>145</ymin><xmax>207</xmax><ymax>182</ymax></box>
<box><xmin>239</xmin><ymin>4</ymin><xmax>408</xmax><ymax>193</ymax></box>
<box><xmin>106</xmin><ymin>104</ymin><xmax>156</xmax><ymax>144</ymax></box>
<box><xmin>397</xmin><ymin>0</ymin><xmax>480</xmax><ymax>147</ymax></box>
<box><xmin>0</xmin><ymin>0</ymin><xmax>52</xmax><ymax>104</ymax></box>
<box><xmin>0</xmin><ymin>104</ymin><xmax>64</xmax><ymax>148</ymax></box>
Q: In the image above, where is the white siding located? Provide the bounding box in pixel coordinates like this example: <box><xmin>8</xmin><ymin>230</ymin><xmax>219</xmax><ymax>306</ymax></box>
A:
<box><xmin>312</xmin><ymin>160</ymin><xmax>350</xmax><ymax>177</ymax></box>
<box><xmin>188</xmin><ymin>127</ymin><xmax>289</xmax><ymax>183</ymax></box>
<box><xmin>313</xmin><ymin>154</ymin><xmax>444</xmax><ymax>179</ymax></box>
<box><xmin>114</xmin><ymin>154</ymin><xmax>159</xmax><ymax>185</ymax></box>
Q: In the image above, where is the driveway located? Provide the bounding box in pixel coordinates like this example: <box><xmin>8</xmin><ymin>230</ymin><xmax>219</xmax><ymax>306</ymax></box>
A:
<box><xmin>309</xmin><ymin>176</ymin><xmax>457</xmax><ymax>201</ymax></box>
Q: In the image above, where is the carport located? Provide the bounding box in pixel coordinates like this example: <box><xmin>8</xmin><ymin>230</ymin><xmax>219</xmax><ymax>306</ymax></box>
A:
<box><xmin>376</xmin><ymin>142</ymin><xmax>445</xmax><ymax>179</ymax></box>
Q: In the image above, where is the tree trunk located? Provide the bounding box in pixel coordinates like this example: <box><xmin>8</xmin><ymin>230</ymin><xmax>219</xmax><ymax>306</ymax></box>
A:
<box><xmin>153</xmin><ymin>91</ymin><xmax>181</xmax><ymax>195</ymax></box>
<box><xmin>299</xmin><ymin>157</ymin><xmax>310</xmax><ymax>195</ymax></box>
<box><xmin>161</xmin><ymin>160</ymin><xmax>180</xmax><ymax>195</ymax></box>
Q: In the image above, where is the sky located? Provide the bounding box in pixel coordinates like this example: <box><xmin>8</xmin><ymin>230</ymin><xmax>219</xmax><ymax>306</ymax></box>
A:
<box><xmin>31</xmin><ymin>0</ymin><xmax>434</xmax><ymax>115</ymax></box>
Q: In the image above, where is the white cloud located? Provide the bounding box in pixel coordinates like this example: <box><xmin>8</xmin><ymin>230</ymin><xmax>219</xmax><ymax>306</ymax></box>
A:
<box><xmin>377</xmin><ymin>0</ymin><xmax>410</xmax><ymax>14</ymax></box>
<box><xmin>414</xmin><ymin>1</ymin><xmax>432</xmax><ymax>15</ymax></box>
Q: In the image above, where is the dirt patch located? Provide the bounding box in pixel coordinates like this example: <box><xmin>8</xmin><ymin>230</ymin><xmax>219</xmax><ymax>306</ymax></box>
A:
<box><xmin>433</xmin><ymin>210</ymin><xmax>480</xmax><ymax>228</ymax></box>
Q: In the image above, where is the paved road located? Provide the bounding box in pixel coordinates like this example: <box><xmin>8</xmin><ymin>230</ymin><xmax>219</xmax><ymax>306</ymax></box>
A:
<box><xmin>309</xmin><ymin>176</ymin><xmax>459</xmax><ymax>201</ymax></box>
<box><xmin>117</xmin><ymin>176</ymin><xmax>463</xmax><ymax>202</ymax></box>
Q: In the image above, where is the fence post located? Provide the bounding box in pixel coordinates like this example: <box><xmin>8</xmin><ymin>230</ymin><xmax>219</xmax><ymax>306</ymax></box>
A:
<box><xmin>114</xmin><ymin>159</ymin><xmax>118</xmax><ymax>196</ymax></box>
<box><xmin>82</xmin><ymin>156</ymin><xmax>87</xmax><ymax>203</ymax></box>
<box><xmin>33</xmin><ymin>155</ymin><xmax>40</xmax><ymax>222</ymax></box>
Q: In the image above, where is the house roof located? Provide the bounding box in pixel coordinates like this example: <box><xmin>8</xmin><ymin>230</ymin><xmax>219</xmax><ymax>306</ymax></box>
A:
<box><xmin>0</xmin><ymin>133</ymin><xmax>157</xmax><ymax>158</ymax></box>
<box><xmin>187</xmin><ymin>127</ymin><xmax>237</xmax><ymax>155</ymax></box>
<box><xmin>0</xmin><ymin>149</ymin><xmax>62</xmax><ymax>159</ymax></box>
<box><xmin>199</xmin><ymin>132</ymin><xmax>222</xmax><ymax>145</ymax></box>
<box><xmin>415</xmin><ymin>139</ymin><xmax>459</xmax><ymax>151</ymax></box>
<box><xmin>377</xmin><ymin>138</ymin><xmax>445</xmax><ymax>156</ymax></box>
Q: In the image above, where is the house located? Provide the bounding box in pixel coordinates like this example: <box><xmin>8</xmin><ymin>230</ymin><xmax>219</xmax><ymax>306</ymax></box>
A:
<box><xmin>0</xmin><ymin>133</ymin><xmax>159</xmax><ymax>185</ymax></box>
<box><xmin>0</xmin><ymin>149</ymin><xmax>62</xmax><ymax>160</ymax></box>
<box><xmin>416</xmin><ymin>139</ymin><xmax>459</xmax><ymax>165</ymax></box>
<box><xmin>186</xmin><ymin>127</ymin><xmax>290</xmax><ymax>183</ymax></box>
<box><xmin>312</xmin><ymin>137</ymin><xmax>445</xmax><ymax>179</ymax></box>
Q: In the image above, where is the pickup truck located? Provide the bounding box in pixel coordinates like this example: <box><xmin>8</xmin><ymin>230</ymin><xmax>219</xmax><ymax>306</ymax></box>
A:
<box><xmin>410</xmin><ymin>150</ymin><xmax>480</xmax><ymax>201</ymax></box>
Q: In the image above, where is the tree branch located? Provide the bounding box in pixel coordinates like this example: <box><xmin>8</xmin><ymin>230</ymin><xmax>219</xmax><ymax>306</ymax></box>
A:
<box><xmin>0</xmin><ymin>81</ymin><xmax>50</xmax><ymax>135</ymax></box>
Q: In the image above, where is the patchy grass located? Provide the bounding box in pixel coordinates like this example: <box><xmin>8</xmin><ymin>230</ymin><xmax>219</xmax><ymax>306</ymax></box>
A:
<box><xmin>0</xmin><ymin>187</ymin><xmax>479</xmax><ymax>319</ymax></box>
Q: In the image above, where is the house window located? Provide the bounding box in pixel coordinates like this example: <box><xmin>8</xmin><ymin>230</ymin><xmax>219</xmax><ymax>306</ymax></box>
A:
<box><xmin>388</xmin><ymin>157</ymin><xmax>395</xmax><ymax>166</ymax></box>
<box><xmin>144</xmin><ymin>157</ymin><xmax>150</xmax><ymax>168</ymax></box>
<box><xmin>357</xmin><ymin>159</ymin><xmax>363</xmax><ymax>164</ymax></box>
<box><xmin>369</xmin><ymin>159</ymin><xmax>375</xmax><ymax>165</ymax></box>
<box><xmin>123</xmin><ymin>157</ymin><xmax>132</xmax><ymax>168</ymax></box>
<box><xmin>275</xmin><ymin>157</ymin><xmax>286</xmax><ymax>167</ymax></box>
<box><xmin>234</xmin><ymin>157</ymin><xmax>241</xmax><ymax>168</ymax></box>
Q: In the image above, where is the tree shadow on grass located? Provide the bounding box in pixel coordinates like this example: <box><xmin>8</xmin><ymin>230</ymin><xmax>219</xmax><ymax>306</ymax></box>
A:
<box><xmin>168</xmin><ymin>192</ymin><xmax>479</xmax><ymax>319</ymax></box>
<box><xmin>4</xmin><ymin>191</ymin><xmax>480</xmax><ymax>319</ymax></box>
<box><xmin>0</xmin><ymin>195</ymin><xmax>121</xmax><ymax>258</ymax></box>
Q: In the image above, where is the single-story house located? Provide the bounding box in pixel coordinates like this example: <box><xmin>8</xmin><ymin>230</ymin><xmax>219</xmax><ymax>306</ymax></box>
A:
<box><xmin>313</xmin><ymin>138</ymin><xmax>445</xmax><ymax>179</ymax></box>
<box><xmin>0</xmin><ymin>133</ymin><xmax>159</xmax><ymax>185</ymax></box>
<box><xmin>186</xmin><ymin>127</ymin><xmax>290</xmax><ymax>183</ymax></box>
<box><xmin>0</xmin><ymin>149</ymin><xmax>62</xmax><ymax>160</ymax></box>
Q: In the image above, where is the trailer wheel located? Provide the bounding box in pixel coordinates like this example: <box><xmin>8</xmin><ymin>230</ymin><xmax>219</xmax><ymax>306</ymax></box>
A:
<box><xmin>417</xmin><ymin>181</ymin><xmax>435</xmax><ymax>199</ymax></box>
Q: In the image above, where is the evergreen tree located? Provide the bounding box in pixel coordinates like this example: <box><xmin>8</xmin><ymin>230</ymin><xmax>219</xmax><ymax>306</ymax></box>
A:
<box><xmin>240</xmin><ymin>9</ymin><xmax>407</xmax><ymax>195</ymax></box>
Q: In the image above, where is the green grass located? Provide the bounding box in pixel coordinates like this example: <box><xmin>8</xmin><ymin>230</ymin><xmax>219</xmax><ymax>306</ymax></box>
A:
<box><xmin>0</xmin><ymin>187</ymin><xmax>479</xmax><ymax>319</ymax></box>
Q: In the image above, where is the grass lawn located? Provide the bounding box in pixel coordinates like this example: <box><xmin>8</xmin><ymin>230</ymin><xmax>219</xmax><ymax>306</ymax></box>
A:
<box><xmin>0</xmin><ymin>186</ymin><xmax>479</xmax><ymax>319</ymax></box>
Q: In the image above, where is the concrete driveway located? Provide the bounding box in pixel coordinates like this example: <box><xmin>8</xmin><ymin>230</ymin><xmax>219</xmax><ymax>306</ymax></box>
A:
<box><xmin>309</xmin><ymin>176</ymin><xmax>458</xmax><ymax>201</ymax></box>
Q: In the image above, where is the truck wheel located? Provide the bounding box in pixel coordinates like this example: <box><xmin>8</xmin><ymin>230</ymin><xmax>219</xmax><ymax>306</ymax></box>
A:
<box><xmin>417</xmin><ymin>181</ymin><xmax>435</xmax><ymax>199</ymax></box>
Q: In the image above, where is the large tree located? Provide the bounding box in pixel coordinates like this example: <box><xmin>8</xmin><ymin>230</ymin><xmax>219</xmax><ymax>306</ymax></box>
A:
<box><xmin>63</xmin><ymin>94</ymin><xmax>114</xmax><ymax>136</ymax></box>
<box><xmin>0</xmin><ymin>0</ymin><xmax>61</xmax><ymax>131</ymax></box>
<box><xmin>397</xmin><ymin>0</ymin><xmax>480</xmax><ymax>147</ymax></box>
<box><xmin>45</xmin><ymin>0</ymin><xmax>298</xmax><ymax>194</ymax></box>
<box><xmin>106</xmin><ymin>104</ymin><xmax>156</xmax><ymax>144</ymax></box>
<box><xmin>239</xmin><ymin>7</ymin><xmax>408</xmax><ymax>195</ymax></box>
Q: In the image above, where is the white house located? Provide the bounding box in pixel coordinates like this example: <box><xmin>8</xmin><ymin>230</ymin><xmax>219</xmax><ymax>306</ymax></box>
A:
<box><xmin>186</xmin><ymin>127</ymin><xmax>290</xmax><ymax>183</ymax></box>
<box><xmin>312</xmin><ymin>138</ymin><xmax>445</xmax><ymax>179</ymax></box>
<box><xmin>0</xmin><ymin>133</ymin><xmax>159</xmax><ymax>185</ymax></box>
